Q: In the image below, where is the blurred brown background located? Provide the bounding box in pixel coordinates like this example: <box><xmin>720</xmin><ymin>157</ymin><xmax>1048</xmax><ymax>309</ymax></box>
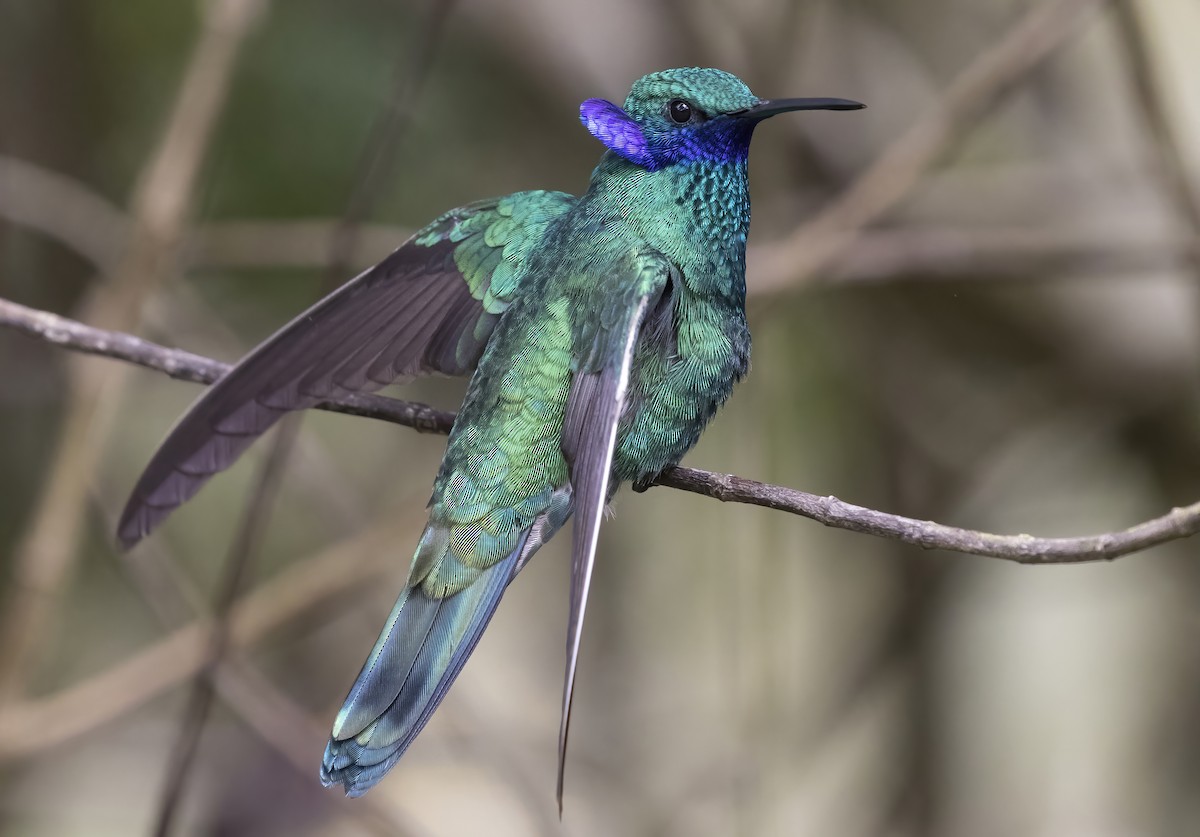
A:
<box><xmin>2</xmin><ymin>0</ymin><xmax>1199</xmax><ymax>834</ymax></box>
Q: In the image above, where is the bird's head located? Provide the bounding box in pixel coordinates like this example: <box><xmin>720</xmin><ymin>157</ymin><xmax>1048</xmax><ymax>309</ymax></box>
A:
<box><xmin>580</xmin><ymin>67</ymin><xmax>863</xmax><ymax>171</ymax></box>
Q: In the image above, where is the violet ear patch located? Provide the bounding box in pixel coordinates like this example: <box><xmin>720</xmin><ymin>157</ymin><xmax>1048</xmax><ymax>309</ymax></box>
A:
<box><xmin>579</xmin><ymin>98</ymin><xmax>653</xmax><ymax>168</ymax></box>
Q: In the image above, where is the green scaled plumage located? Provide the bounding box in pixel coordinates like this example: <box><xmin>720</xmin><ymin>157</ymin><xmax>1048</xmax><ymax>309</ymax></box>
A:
<box><xmin>116</xmin><ymin>67</ymin><xmax>863</xmax><ymax>807</ymax></box>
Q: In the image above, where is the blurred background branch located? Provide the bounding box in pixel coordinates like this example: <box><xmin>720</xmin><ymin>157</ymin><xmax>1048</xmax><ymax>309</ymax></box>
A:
<box><xmin>149</xmin><ymin>2</ymin><xmax>457</xmax><ymax>831</ymax></box>
<box><xmin>0</xmin><ymin>0</ymin><xmax>268</xmax><ymax>709</ymax></box>
<box><xmin>3</xmin><ymin>154</ymin><xmax>1193</xmax><ymax>288</ymax></box>
<box><xmin>2</xmin><ymin>0</ymin><xmax>1199</xmax><ymax>834</ymax></box>
<box><xmin>752</xmin><ymin>0</ymin><xmax>1106</xmax><ymax>293</ymax></box>
<box><xmin>1110</xmin><ymin>0</ymin><xmax>1200</xmax><ymax>284</ymax></box>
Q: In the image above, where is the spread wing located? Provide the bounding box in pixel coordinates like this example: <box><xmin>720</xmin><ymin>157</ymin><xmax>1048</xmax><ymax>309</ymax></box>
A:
<box><xmin>118</xmin><ymin>190</ymin><xmax>575</xmax><ymax>548</ymax></box>
<box><xmin>556</xmin><ymin>250</ymin><xmax>674</xmax><ymax>811</ymax></box>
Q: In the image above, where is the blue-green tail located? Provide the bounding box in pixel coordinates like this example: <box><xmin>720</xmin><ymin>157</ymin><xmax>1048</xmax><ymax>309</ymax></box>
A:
<box><xmin>319</xmin><ymin>529</ymin><xmax>530</xmax><ymax>796</ymax></box>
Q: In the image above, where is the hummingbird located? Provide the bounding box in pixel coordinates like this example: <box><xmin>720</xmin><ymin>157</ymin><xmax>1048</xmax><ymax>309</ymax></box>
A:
<box><xmin>118</xmin><ymin>67</ymin><xmax>863</xmax><ymax>806</ymax></box>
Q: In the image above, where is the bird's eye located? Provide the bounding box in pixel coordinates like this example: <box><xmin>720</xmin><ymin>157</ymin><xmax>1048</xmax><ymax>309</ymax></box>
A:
<box><xmin>668</xmin><ymin>99</ymin><xmax>694</xmax><ymax>124</ymax></box>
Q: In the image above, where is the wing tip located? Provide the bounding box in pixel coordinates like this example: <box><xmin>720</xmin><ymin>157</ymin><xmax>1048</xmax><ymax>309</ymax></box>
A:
<box><xmin>115</xmin><ymin>504</ymin><xmax>150</xmax><ymax>551</ymax></box>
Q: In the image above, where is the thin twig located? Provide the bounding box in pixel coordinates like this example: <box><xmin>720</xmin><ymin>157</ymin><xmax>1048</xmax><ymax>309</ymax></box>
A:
<box><xmin>752</xmin><ymin>0</ymin><xmax>1107</xmax><ymax>294</ymax></box>
<box><xmin>2</xmin><ymin>295</ymin><xmax>1196</xmax><ymax>564</ymax></box>
<box><xmin>0</xmin><ymin>297</ymin><xmax>455</xmax><ymax>429</ymax></box>
<box><xmin>653</xmin><ymin>468</ymin><xmax>1199</xmax><ymax>564</ymax></box>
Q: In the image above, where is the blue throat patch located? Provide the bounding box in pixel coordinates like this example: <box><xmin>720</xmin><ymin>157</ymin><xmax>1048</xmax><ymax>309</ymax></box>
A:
<box><xmin>580</xmin><ymin>98</ymin><xmax>752</xmax><ymax>171</ymax></box>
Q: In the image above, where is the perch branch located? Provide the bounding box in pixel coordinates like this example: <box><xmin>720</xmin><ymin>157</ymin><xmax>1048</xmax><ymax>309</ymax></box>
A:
<box><xmin>3</xmin><ymin>294</ymin><xmax>1197</xmax><ymax>565</ymax></box>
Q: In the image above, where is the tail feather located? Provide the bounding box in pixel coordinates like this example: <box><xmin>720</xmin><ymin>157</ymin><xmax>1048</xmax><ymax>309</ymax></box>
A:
<box><xmin>320</xmin><ymin>529</ymin><xmax>530</xmax><ymax>796</ymax></box>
